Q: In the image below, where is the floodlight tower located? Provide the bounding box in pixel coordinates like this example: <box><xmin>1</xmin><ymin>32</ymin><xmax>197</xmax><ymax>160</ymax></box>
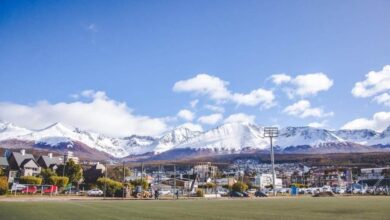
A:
<box><xmin>264</xmin><ymin>127</ymin><xmax>278</xmax><ymax>196</ymax></box>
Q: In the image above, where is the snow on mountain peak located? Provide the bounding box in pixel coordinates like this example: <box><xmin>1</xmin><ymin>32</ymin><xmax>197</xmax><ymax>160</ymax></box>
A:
<box><xmin>1</xmin><ymin>121</ymin><xmax>390</xmax><ymax>158</ymax></box>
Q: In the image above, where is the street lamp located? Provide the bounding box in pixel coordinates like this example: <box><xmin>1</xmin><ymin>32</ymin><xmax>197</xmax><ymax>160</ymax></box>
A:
<box><xmin>264</xmin><ymin>127</ymin><xmax>278</xmax><ymax>196</ymax></box>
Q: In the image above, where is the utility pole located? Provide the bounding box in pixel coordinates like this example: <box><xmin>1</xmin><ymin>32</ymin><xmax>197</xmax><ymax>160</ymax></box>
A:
<box><xmin>62</xmin><ymin>153</ymin><xmax>66</xmax><ymax>177</ymax></box>
<box><xmin>141</xmin><ymin>163</ymin><xmax>144</xmax><ymax>184</ymax></box>
<box><xmin>173</xmin><ymin>164</ymin><xmax>177</xmax><ymax>199</ymax></box>
<box><xmin>104</xmin><ymin>161</ymin><xmax>108</xmax><ymax>199</ymax></box>
<box><xmin>122</xmin><ymin>161</ymin><xmax>125</xmax><ymax>199</ymax></box>
<box><xmin>264</xmin><ymin>127</ymin><xmax>278</xmax><ymax>196</ymax></box>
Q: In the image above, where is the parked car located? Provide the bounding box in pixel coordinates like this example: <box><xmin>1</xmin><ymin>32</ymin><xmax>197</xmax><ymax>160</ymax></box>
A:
<box><xmin>11</xmin><ymin>183</ymin><xmax>26</xmax><ymax>192</ymax></box>
<box><xmin>255</xmin><ymin>191</ymin><xmax>268</xmax><ymax>197</ymax></box>
<box><xmin>229</xmin><ymin>191</ymin><xmax>243</xmax><ymax>197</ymax></box>
<box><xmin>158</xmin><ymin>189</ymin><xmax>171</xmax><ymax>196</ymax></box>
<box><xmin>217</xmin><ymin>189</ymin><xmax>229</xmax><ymax>196</ymax></box>
<box><xmin>247</xmin><ymin>189</ymin><xmax>257</xmax><ymax>194</ymax></box>
<box><xmin>87</xmin><ymin>189</ymin><xmax>103</xmax><ymax>196</ymax></box>
<box><xmin>241</xmin><ymin>191</ymin><xmax>250</xmax><ymax>197</ymax></box>
<box><xmin>21</xmin><ymin>186</ymin><xmax>37</xmax><ymax>194</ymax></box>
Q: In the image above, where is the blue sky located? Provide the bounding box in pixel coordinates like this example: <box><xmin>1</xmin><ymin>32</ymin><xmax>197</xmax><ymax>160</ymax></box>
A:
<box><xmin>1</xmin><ymin>0</ymin><xmax>390</xmax><ymax>136</ymax></box>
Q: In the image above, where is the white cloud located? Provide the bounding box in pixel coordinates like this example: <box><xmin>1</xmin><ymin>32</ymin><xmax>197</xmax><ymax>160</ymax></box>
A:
<box><xmin>352</xmin><ymin>65</ymin><xmax>390</xmax><ymax>98</ymax></box>
<box><xmin>271</xmin><ymin>73</ymin><xmax>291</xmax><ymax>85</ymax></box>
<box><xmin>177</xmin><ymin>122</ymin><xmax>203</xmax><ymax>132</ymax></box>
<box><xmin>0</xmin><ymin>90</ymin><xmax>167</xmax><ymax>137</ymax></box>
<box><xmin>204</xmin><ymin>104</ymin><xmax>225</xmax><ymax>113</ymax></box>
<box><xmin>198</xmin><ymin>113</ymin><xmax>223</xmax><ymax>125</ymax></box>
<box><xmin>173</xmin><ymin>74</ymin><xmax>230</xmax><ymax>100</ymax></box>
<box><xmin>173</xmin><ymin>74</ymin><xmax>275</xmax><ymax>108</ymax></box>
<box><xmin>224</xmin><ymin>113</ymin><xmax>256</xmax><ymax>124</ymax></box>
<box><xmin>373</xmin><ymin>93</ymin><xmax>390</xmax><ymax>107</ymax></box>
<box><xmin>308</xmin><ymin>121</ymin><xmax>327</xmax><ymax>128</ymax></box>
<box><xmin>177</xmin><ymin>109</ymin><xmax>194</xmax><ymax>121</ymax></box>
<box><xmin>272</xmin><ymin>73</ymin><xmax>333</xmax><ymax>97</ymax></box>
<box><xmin>283</xmin><ymin>100</ymin><xmax>333</xmax><ymax>118</ymax></box>
<box><xmin>231</xmin><ymin>88</ymin><xmax>275</xmax><ymax>108</ymax></box>
<box><xmin>190</xmin><ymin>100</ymin><xmax>199</xmax><ymax>108</ymax></box>
<box><xmin>341</xmin><ymin>111</ymin><xmax>390</xmax><ymax>132</ymax></box>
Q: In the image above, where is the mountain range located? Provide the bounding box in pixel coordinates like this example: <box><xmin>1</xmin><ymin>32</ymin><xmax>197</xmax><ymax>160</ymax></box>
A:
<box><xmin>0</xmin><ymin>121</ymin><xmax>390</xmax><ymax>161</ymax></box>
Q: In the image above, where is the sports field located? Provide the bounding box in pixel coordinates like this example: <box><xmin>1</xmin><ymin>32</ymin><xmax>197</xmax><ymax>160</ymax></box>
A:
<box><xmin>0</xmin><ymin>197</ymin><xmax>389</xmax><ymax>220</ymax></box>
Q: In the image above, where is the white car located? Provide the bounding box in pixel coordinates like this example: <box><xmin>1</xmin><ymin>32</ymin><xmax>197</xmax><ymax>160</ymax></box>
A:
<box><xmin>87</xmin><ymin>189</ymin><xmax>103</xmax><ymax>196</ymax></box>
<box><xmin>11</xmin><ymin>183</ymin><xmax>26</xmax><ymax>192</ymax></box>
<box><xmin>158</xmin><ymin>189</ymin><xmax>171</xmax><ymax>195</ymax></box>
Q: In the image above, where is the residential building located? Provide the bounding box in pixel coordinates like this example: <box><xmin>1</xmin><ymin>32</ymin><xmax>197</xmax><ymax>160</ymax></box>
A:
<box><xmin>37</xmin><ymin>153</ymin><xmax>63</xmax><ymax>171</ymax></box>
<box><xmin>7</xmin><ymin>149</ymin><xmax>41</xmax><ymax>177</ymax></box>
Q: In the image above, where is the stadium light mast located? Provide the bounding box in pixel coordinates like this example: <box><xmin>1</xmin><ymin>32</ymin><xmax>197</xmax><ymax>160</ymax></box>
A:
<box><xmin>264</xmin><ymin>127</ymin><xmax>278</xmax><ymax>196</ymax></box>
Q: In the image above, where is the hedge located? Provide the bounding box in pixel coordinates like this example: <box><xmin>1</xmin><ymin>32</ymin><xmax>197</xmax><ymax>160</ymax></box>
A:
<box><xmin>96</xmin><ymin>177</ymin><xmax>123</xmax><ymax>197</ymax></box>
<box><xmin>19</xmin><ymin>176</ymin><xmax>42</xmax><ymax>185</ymax></box>
<box><xmin>0</xmin><ymin>176</ymin><xmax>8</xmax><ymax>195</ymax></box>
<box><xmin>49</xmin><ymin>176</ymin><xmax>69</xmax><ymax>188</ymax></box>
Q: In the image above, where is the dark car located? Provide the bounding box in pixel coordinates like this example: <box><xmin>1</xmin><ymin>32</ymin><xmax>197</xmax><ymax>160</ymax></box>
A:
<box><xmin>229</xmin><ymin>191</ymin><xmax>244</xmax><ymax>197</ymax></box>
<box><xmin>255</xmin><ymin>191</ymin><xmax>268</xmax><ymax>197</ymax></box>
<box><xmin>241</xmin><ymin>191</ymin><xmax>250</xmax><ymax>197</ymax></box>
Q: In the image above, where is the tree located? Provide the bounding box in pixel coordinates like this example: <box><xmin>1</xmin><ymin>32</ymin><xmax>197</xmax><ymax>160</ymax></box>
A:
<box><xmin>108</xmin><ymin>166</ymin><xmax>131</xmax><ymax>182</ymax></box>
<box><xmin>96</xmin><ymin>177</ymin><xmax>123</xmax><ymax>197</ymax></box>
<box><xmin>0</xmin><ymin>176</ymin><xmax>8</xmax><ymax>195</ymax></box>
<box><xmin>49</xmin><ymin>176</ymin><xmax>69</xmax><ymax>188</ymax></box>
<box><xmin>232</xmin><ymin>181</ymin><xmax>248</xmax><ymax>193</ymax></box>
<box><xmin>40</xmin><ymin>168</ymin><xmax>57</xmax><ymax>184</ymax></box>
<box><xmin>56</xmin><ymin>159</ymin><xmax>83</xmax><ymax>184</ymax></box>
<box><xmin>130</xmin><ymin>179</ymin><xmax>148</xmax><ymax>190</ymax></box>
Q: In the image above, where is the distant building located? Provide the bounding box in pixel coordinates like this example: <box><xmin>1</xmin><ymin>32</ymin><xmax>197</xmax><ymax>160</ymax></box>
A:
<box><xmin>83</xmin><ymin>162</ymin><xmax>106</xmax><ymax>184</ymax></box>
<box><xmin>192</xmin><ymin>162</ymin><xmax>218</xmax><ymax>182</ymax></box>
<box><xmin>252</xmin><ymin>173</ymin><xmax>282</xmax><ymax>189</ymax></box>
<box><xmin>64</xmin><ymin>151</ymin><xmax>79</xmax><ymax>164</ymax></box>
<box><xmin>7</xmin><ymin>149</ymin><xmax>41</xmax><ymax>177</ymax></box>
<box><xmin>37</xmin><ymin>153</ymin><xmax>63</xmax><ymax>171</ymax></box>
<box><xmin>361</xmin><ymin>167</ymin><xmax>390</xmax><ymax>180</ymax></box>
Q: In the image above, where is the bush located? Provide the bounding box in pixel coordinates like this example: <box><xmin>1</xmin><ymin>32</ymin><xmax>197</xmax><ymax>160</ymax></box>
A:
<box><xmin>19</xmin><ymin>176</ymin><xmax>42</xmax><ymax>185</ymax></box>
<box><xmin>96</xmin><ymin>178</ymin><xmax>123</xmax><ymax>197</ymax></box>
<box><xmin>49</xmin><ymin>176</ymin><xmax>69</xmax><ymax>188</ymax></box>
<box><xmin>130</xmin><ymin>179</ymin><xmax>148</xmax><ymax>190</ymax></box>
<box><xmin>196</xmin><ymin>189</ymin><xmax>204</xmax><ymax>197</ymax></box>
<box><xmin>232</xmin><ymin>181</ymin><xmax>248</xmax><ymax>193</ymax></box>
<box><xmin>0</xmin><ymin>176</ymin><xmax>8</xmax><ymax>195</ymax></box>
<box><xmin>40</xmin><ymin>169</ymin><xmax>57</xmax><ymax>184</ymax></box>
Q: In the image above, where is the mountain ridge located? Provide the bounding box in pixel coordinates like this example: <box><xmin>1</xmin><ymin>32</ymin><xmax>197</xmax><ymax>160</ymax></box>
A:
<box><xmin>0</xmin><ymin>121</ymin><xmax>390</xmax><ymax>160</ymax></box>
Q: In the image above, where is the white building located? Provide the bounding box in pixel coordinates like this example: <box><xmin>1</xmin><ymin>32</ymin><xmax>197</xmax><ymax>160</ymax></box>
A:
<box><xmin>253</xmin><ymin>174</ymin><xmax>283</xmax><ymax>189</ymax></box>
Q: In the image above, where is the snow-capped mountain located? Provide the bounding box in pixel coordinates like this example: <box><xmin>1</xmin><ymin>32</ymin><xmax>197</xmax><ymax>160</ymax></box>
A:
<box><xmin>277</xmin><ymin>127</ymin><xmax>344</xmax><ymax>148</ymax></box>
<box><xmin>175</xmin><ymin>123</ymin><xmax>268</xmax><ymax>152</ymax></box>
<box><xmin>0</xmin><ymin>121</ymin><xmax>390</xmax><ymax>160</ymax></box>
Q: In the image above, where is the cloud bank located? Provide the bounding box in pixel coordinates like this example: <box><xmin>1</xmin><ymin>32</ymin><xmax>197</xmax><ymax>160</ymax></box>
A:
<box><xmin>0</xmin><ymin>90</ymin><xmax>167</xmax><ymax>137</ymax></box>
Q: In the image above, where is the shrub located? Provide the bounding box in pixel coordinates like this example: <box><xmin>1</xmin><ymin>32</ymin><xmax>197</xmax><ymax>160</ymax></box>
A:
<box><xmin>130</xmin><ymin>179</ymin><xmax>148</xmax><ymax>190</ymax></box>
<box><xmin>232</xmin><ymin>181</ymin><xmax>248</xmax><ymax>193</ymax></box>
<box><xmin>49</xmin><ymin>176</ymin><xmax>69</xmax><ymax>188</ymax></box>
<box><xmin>96</xmin><ymin>177</ymin><xmax>123</xmax><ymax>197</ymax></box>
<box><xmin>40</xmin><ymin>169</ymin><xmax>57</xmax><ymax>184</ymax></box>
<box><xmin>0</xmin><ymin>176</ymin><xmax>8</xmax><ymax>195</ymax></box>
<box><xmin>196</xmin><ymin>189</ymin><xmax>204</xmax><ymax>197</ymax></box>
<box><xmin>19</xmin><ymin>176</ymin><xmax>42</xmax><ymax>185</ymax></box>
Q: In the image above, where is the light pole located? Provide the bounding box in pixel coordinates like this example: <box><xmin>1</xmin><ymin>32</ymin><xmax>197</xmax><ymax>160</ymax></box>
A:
<box><xmin>264</xmin><ymin>127</ymin><xmax>278</xmax><ymax>196</ymax></box>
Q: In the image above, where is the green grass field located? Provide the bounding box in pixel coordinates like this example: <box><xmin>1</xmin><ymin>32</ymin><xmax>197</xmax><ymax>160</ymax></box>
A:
<box><xmin>0</xmin><ymin>197</ymin><xmax>389</xmax><ymax>220</ymax></box>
